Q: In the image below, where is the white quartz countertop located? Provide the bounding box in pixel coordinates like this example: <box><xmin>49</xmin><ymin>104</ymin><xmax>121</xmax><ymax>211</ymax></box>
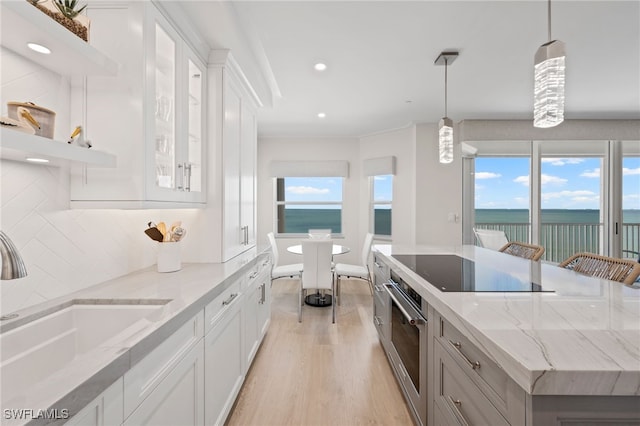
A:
<box><xmin>374</xmin><ymin>244</ymin><xmax>640</xmax><ymax>397</ymax></box>
<box><xmin>0</xmin><ymin>247</ymin><xmax>267</xmax><ymax>425</ymax></box>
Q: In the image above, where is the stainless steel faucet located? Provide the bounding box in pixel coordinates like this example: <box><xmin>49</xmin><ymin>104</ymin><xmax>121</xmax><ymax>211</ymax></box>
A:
<box><xmin>0</xmin><ymin>231</ymin><xmax>27</xmax><ymax>280</ymax></box>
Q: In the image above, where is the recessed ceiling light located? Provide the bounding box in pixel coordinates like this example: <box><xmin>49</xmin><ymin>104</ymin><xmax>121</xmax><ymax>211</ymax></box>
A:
<box><xmin>314</xmin><ymin>63</ymin><xmax>327</xmax><ymax>71</ymax></box>
<box><xmin>26</xmin><ymin>157</ymin><xmax>49</xmax><ymax>163</ymax></box>
<box><xmin>317</xmin><ymin>113</ymin><xmax>326</xmax><ymax>118</ymax></box>
<box><xmin>27</xmin><ymin>43</ymin><xmax>51</xmax><ymax>55</ymax></box>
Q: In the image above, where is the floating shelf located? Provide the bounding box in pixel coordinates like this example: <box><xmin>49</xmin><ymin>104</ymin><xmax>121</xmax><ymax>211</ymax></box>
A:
<box><xmin>1</xmin><ymin>1</ymin><xmax>119</xmax><ymax>77</ymax></box>
<box><xmin>0</xmin><ymin>128</ymin><xmax>116</xmax><ymax>167</ymax></box>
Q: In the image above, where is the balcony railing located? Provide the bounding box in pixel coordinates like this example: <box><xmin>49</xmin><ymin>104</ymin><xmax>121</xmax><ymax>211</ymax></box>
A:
<box><xmin>475</xmin><ymin>223</ymin><xmax>640</xmax><ymax>263</ymax></box>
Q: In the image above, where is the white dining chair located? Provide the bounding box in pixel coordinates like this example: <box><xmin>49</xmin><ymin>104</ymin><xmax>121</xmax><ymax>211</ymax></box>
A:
<box><xmin>473</xmin><ymin>228</ymin><xmax>509</xmax><ymax>251</ymax></box>
<box><xmin>300</xmin><ymin>239</ymin><xmax>335</xmax><ymax>323</ymax></box>
<box><xmin>334</xmin><ymin>233</ymin><xmax>374</xmax><ymax>304</ymax></box>
<box><xmin>308</xmin><ymin>229</ymin><xmax>332</xmax><ymax>239</ymax></box>
<box><xmin>267</xmin><ymin>232</ymin><xmax>303</xmax><ymax>282</ymax></box>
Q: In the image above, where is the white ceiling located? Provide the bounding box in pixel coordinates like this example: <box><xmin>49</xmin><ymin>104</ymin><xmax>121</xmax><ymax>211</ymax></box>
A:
<box><xmin>182</xmin><ymin>1</ymin><xmax>640</xmax><ymax>138</ymax></box>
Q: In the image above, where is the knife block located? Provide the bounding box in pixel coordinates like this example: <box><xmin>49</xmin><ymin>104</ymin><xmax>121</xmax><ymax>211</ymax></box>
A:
<box><xmin>157</xmin><ymin>242</ymin><xmax>181</xmax><ymax>272</ymax></box>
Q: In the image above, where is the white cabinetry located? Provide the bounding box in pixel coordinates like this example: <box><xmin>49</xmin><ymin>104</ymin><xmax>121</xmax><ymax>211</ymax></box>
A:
<box><xmin>124</xmin><ymin>341</ymin><xmax>204</xmax><ymax>426</ymax></box>
<box><xmin>204</xmin><ymin>287</ymin><xmax>244</xmax><ymax>426</ymax></box>
<box><xmin>66</xmin><ymin>378</ymin><xmax>123</xmax><ymax>426</ymax></box>
<box><xmin>70</xmin><ymin>1</ymin><xmax>206</xmax><ymax>208</ymax></box>
<box><xmin>209</xmin><ymin>51</ymin><xmax>259</xmax><ymax>261</ymax></box>
<box><xmin>123</xmin><ymin>312</ymin><xmax>204</xmax><ymax>425</ymax></box>
<box><xmin>242</xmin><ymin>260</ymin><xmax>271</xmax><ymax>370</ymax></box>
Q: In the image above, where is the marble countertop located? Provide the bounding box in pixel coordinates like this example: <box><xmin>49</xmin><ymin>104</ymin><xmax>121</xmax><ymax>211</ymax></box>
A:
<box><xmin>374</xmin><ymin>244</ymin><xmax>640</xmax><ymax>397</ymax></box>
<box><xmin>0</xmin><ymin>247</ymin><xmax>267</xmax><ymax>425</ymax></box>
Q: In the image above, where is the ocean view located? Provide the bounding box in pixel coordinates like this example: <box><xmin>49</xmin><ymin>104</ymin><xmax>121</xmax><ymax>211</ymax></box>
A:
<box><xmin>476</xmin><ymin>209</ymin><xmax>640</xmax><ymax>224</ymax></box>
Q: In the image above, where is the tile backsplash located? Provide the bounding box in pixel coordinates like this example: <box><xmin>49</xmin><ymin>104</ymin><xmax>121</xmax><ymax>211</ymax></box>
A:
<box><xmin>0</xmin><ymin>160</ymin><xmax>203</xmax><ymax>314</ymax></box>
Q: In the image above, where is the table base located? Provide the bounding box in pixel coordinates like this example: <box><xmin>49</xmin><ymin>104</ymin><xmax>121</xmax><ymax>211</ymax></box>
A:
<box><xmin>305</xmin><ymin>292</ymin><xmax>332</xmax><ymax>307</ymax></box>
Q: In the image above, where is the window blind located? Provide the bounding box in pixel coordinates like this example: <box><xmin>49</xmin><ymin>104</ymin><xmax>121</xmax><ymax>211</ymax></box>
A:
<box><xmin>363</xmin><ymin>156</ymin><xmax>396</xmax><ymax>176</ymax></box>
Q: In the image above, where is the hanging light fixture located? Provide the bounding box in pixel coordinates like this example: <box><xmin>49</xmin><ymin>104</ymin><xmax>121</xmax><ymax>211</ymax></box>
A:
<box><xmin>434</xmin><ymin>51</ymin><xmax>458</xmax><ymax>164</ymax></box>
<box><xmin>534</xmin><ymin>0</ymin><xmax>565</xmax><ymax>128</ymax></box>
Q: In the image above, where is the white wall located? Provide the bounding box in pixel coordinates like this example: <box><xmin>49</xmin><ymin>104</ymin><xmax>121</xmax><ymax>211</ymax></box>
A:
<box><xmin>415</xmin><ymin>123</ymin><xmax>463</xmax><ymax>245</ymax></box>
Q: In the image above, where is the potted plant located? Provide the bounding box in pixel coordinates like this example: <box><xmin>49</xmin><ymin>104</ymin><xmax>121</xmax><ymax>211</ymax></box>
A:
<box><xmin>28</xmin><ymin>0</ymin><xmax>91</xmax><ymax>42</ymax></box>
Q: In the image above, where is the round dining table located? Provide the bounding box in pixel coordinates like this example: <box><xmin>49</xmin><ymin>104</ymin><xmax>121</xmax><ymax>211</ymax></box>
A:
<box><xmin>286</xmin><ymin>244</ymin><xmax>350</xmax><ymax>307</ymax></box>
<box><xmin>286</xmin><ymin>244</ymin><xmax>350</xmax><ymax>256</ymax></box>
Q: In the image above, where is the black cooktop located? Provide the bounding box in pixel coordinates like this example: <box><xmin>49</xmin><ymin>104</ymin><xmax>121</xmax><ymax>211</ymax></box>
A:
<box><xmin>392</xmin><ymin>254</ymin><xmax>552</xmax><ymax>292</ymax></box>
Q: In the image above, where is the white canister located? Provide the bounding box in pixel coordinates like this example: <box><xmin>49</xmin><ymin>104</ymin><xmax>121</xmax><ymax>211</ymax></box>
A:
<box><xmin>157</xmin><ymin>242</ymin><xmax>181</xmax><ymax>273</ymax></box>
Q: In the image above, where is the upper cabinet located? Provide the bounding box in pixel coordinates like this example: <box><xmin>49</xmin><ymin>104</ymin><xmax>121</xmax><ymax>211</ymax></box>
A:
<box><xmin>209</xmin><ymin>51</ymin><xmax>260</xmax><ymax>261</ymax></box>
<box><xmin>70</xmin><ymin>2</ymin><xmax>207</xmax><ymax>208</ymax></box>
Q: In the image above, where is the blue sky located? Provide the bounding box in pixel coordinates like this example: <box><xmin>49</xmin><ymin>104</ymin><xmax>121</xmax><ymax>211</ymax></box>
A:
<box><xmin>476</xmin><ymin>157</ymin><xmax>640</xmax><ymax>210</ymax></box>
<box><xmin>280</xmin><ymin>160</ymin><xmax>640</xmax><ymax>211</ymax></box>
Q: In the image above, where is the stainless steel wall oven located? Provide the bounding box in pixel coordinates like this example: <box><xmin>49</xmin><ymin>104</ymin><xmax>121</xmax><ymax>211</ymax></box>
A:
<box><xmin>384</xmin><ymin>269</ymin><xmax>428</xmax><ymax>426</ymax></box>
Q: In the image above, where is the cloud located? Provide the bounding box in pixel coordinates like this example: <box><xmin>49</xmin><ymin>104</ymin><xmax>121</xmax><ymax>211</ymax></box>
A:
<box><xmin>623</xmin><ymin>167</ymin><xmax>640</xmax><ymax>175</ymax></box>
<box><xmin>542</xmin><ymin>174</ymin><xmax>568</xmax><ymax>185</ymax></box>
<box><xmin>286</xmin><ymin>186</ymin><xmax>330</xmax><ymax>195</ymax></box>
<box><xmin>541</xmin><ymin>158</ymin><xmax>585</xmax><ymax>166</ymax></box>
<box><xmin>542</xmin><ymin>190</ymin><xmax>598</xmax><ymax>203</ymax></box>
<box><xmin>514</xmin><ymin>174</ymin><xmax>567</xmax><ymax>186</ymax></box>
<box><xmin>580</xmin><ymin>168</ymin><xmax>601</xmax><ymax>178</ymax></box>
<box><xmin>475</xmin><ymin>172</ymin><xmax>501</xmax><ymax>179</ymax></box>
<box><xmin>513</xmin><ymin>197</ymin><xmax>528</xmax><ymax>205</ymax></box>
<box><xmin>373</xmin><ymin>176</ymin><xmax>388</xmax><ymax>181</ymax></box>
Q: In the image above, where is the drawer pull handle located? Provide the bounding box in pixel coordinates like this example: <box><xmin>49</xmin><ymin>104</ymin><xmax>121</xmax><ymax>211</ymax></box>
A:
<box><xmin>374</xmin><ymin>284</ymin><xmax>384</xmax><ymax>293</ymax></box>
<box><xmin>249</xmin><ymin>272</ymin><xmax>258</xmax><ymax>279</ymax></box>
<box><xmin>374</xmin><ymin>316</ymin><xmax>382</xmax><ymax>326</ymax></box>
<box><xmin>222</xmin><ymin>293</ymin><xmax>238</xmax><ymax>306</ymax></box>
<box><xmin>449</xmin><ymin>340</ymin><xmax>481</xmax><ymax>370</ymax></box>
<box><xmin>447</xmin><ymin>396</ymin><xmax>470</xmax><ymax>425</ymax></box>
<box><xmin>374</xmin><ymin>261</ymin><xmax>382</xmax><ymax>269</ymax></box>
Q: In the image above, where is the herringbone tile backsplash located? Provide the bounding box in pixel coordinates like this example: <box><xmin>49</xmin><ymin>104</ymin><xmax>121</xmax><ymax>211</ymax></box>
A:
<box><xmin>1</xmin><ymin>160</ymin><xmax>203</xmax><ymax>314</ymax></box>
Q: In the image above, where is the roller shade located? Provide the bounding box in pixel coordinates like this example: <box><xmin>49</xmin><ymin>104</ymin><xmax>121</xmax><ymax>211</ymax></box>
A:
<box><xmin>270</xmin><ymin>160</ymin><xmax>349</xmax><ymax>177</ymax></box>
<box><xmin>363</xmin><ymin>156</ymin><xmax>396</xmax><ymax>176</ymax></box>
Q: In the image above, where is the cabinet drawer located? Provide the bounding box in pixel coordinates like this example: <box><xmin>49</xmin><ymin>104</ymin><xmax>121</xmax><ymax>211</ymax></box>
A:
<box><xmin>243</xmin><ymin>256</ymin><xmax>270</xmax><ymax>291</ymax></box>
<box><xmin>373</xmin><ymin>254</ymin><xmax>389</xmax><ymax>281</ymax></box>
<box><xmin>437</xmin><ymin>316</ymin><xmax>513</xmax><ymax>415</ymax></box>
<box><xmin>435</xmin><ymin>340</ymin><xmax>509</xmax><ymax>426</ymax></box>
<box><xmin>124</xmin><ymin>311</ymin><xmax>204</xmax><ymax>418</ymax></box>
<box><xmin>205</xmin><ymin>279</ymin><xmax>242</xmax><ymax>333</ymax></box>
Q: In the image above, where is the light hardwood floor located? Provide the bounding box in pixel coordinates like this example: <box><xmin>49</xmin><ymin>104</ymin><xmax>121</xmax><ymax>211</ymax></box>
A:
<box><xmin>226</xmin><ymin>278</ymin><xmax>414</xmax><ymax>426</ymax></box>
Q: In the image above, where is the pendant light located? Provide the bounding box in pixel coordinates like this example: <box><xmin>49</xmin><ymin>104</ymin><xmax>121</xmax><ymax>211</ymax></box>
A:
<box><xmin>435</xmin><ymin>51</ymin><xmax>458</xmax><ymax>164</ymax></box>
<box><xmin>534</xmin><ymin>0</ymin><xmax>565</xmax><ymax>128</ymax></box>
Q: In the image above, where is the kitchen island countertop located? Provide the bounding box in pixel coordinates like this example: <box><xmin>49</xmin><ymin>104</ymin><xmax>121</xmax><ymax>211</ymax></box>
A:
<box><xmin>374</xmin><ymin>244</ymin><xmax>640</xmax><ymax>396</ymax></box>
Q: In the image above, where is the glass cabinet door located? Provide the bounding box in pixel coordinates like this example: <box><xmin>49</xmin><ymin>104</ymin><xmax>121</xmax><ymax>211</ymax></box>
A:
<box><xmin>185</xmin><ymin>57</ymin><xmax>203</xmax><ymax>194</ymax></box>
<box><xmin>154</xmin><ymin>22</ymin><xmax>176</xmax><ymax>191</ymax></box>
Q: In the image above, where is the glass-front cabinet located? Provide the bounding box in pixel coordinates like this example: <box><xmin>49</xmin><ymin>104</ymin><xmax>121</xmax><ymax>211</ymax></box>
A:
<box><xmin>146</xmin><ymin>8</ymin><xmax>205</xmax><ymax>204</ymax></box>
<box><xmin>71</xmin><ymin>2</ymin><xmax>206</xmax><ymax>208</ymax></box>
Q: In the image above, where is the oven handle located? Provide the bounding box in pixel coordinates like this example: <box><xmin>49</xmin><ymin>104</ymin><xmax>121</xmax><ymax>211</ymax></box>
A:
<box><xmin>384</xmin><ymin>281</ymin><xmax>426</xmax><ymax>325</ymax></box>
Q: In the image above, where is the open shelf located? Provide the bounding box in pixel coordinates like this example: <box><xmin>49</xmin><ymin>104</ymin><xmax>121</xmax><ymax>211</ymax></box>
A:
<box><xmin>0</xmin><ymin>128</ymin><xmax>116</xmax><ymax>167</ymax></box>
<box><xmin>1</xmin><ymin>1</ymin><xmax>118</xmax><ymax>77</ymax></box>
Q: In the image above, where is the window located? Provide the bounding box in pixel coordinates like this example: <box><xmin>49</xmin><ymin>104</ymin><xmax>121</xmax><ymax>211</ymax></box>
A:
<box><xmin>275</xmin><ymin>177</ymin><xmax>343</xmax><ymax>234</ymax></box>
<box><xmin>371</xmin><ymin>174</ymin><xmax>392</xmax><ymax>237</ymax></box>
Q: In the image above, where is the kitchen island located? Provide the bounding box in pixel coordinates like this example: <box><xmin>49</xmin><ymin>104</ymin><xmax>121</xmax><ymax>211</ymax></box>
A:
<box><xmin>373</xmin><ymin>244</ymin><xmax>640</xmax><ymax>425</ymax></box>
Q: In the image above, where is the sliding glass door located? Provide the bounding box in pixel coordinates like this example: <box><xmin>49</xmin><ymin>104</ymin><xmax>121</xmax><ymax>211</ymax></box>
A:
<box><xmin>466</xmin><ymin>140</ymin><xmax>634</xmax><ymax>263</ymax></box>
<box><xmin>539</xmin><ymin>141</ymin><xmax>606</xmax><ymax>262</ymax></box>
<box><xmin>623</xmin><ymin>141</ymin><xmax>640</xmax><ymax>260</ymax></box>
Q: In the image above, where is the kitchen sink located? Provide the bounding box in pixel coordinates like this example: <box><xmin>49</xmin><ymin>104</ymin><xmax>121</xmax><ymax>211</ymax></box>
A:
<box><xmin>1</xmin><ymin>299</ymin><xmax>171</xmax><ymax>397</ymax></box>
